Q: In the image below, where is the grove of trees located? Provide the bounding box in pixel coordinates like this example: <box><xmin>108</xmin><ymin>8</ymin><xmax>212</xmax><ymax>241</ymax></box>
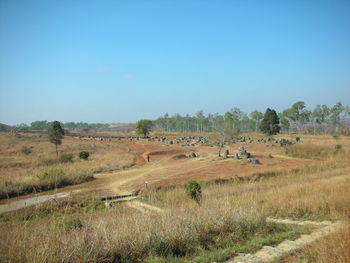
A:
<box><xmin>8</xmin><ymin>101</ymin><xmax>350</xmax><ymax>134</ymax></box>
<box><xmin>153</xmin><ymin>102</ymin><xmax>349</xmax><ymax>134</ymax></box>
<box><xmin>12</xmin><ymin>121</ymin><xmax>110</xmax><ymax>132</ymax></box>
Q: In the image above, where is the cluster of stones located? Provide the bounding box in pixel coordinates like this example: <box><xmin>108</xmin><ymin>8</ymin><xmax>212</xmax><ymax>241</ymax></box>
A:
<box><xmin>240</xmin><ymin>147</ymin><xmax>260</xmax><ymax>164</ymax></box>
<box><xmin>144</xmin><ymin>135</ymin><xmax>206</xmax><ymax>147</ymax></box>
<box><xmin>229</xmin><ymin>136</ymin><xmax>301</xmax><ymax>146</ymax></box>
<box><xmin>188</xmin><ymin>152</ymin><xmax>198</xmax><ymax>158</ymax></box>
<box><xmin>221</xmin><ymin>147</ymin><xmax>260</xmax><ymax>164</ymax></box>
<box><xmin>77</xmin><ymin>135</ymin><xmax>141</xmax><ymax>141</ymax></box>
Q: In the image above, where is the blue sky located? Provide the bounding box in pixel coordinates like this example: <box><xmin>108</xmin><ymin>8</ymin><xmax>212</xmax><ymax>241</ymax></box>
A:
<box><xmin>0</xmin><ymin>0</ymin><xmax>350</xmax><ymax>124</ymax></box>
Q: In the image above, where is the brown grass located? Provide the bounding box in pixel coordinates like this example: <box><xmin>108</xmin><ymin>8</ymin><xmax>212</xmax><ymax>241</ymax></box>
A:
<box><xmin>303</xmin><ymin>224</ymin><xmax>350</xmax><ymax>263</ymax></box>
<box><xmin>0</xmin><ymin>132</ymin><xmax>135</xmax><ymax>198</ymax></box>
<box><xmin>0</xmin><ymin>194</ymin><xmax>286</xmax><ymax>262</ymax></box>
<box><xmin>0</xmin><ymin>133</ymin><xmax>349</xmax><ymax>262</ymax></box>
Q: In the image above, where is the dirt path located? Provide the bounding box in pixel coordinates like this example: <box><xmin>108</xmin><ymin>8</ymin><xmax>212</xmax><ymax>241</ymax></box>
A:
<box><xmin>0</xmin><ymin>140</ymin><xmax>150</xmax><ymax>214</ymax></box>
<box><xmin>126</xmin><ymin>200</ymin><xmax>164</xmax><ymax>213</ymax></box>
<box><xmin>226</xmin><ymin>219</ymin><xmax>345</xmax><ymax>263</ymax></box>
<box><xmin>0</xmin><ymin>139</ymin><xmax>337</xmax><ymax>215</ymax></box>
<box><xmin>114</xmin><ymin>199</ymin><xmax>347</xmax><ymax>263</ymax></box>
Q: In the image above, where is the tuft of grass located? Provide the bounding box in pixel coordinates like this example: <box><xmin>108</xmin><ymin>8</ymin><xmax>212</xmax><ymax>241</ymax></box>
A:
<box><xmin>59</xmin><ymin>153</ymin><xmax>73</xmax><ymax>163</ymax></box>
<box><xmin>303</xmin><ymin>224</ymin><xmax>350</xmax><ymax>263</ymax></box>
<box><xmin>21</xmin><ymin>146</ymin><xmax>32</xmax><ymax>155</ymax></box>
<box><xmin>59</xmin><ymin>218</ymin><xmax>83</xmax><ymax>231</ymax></box>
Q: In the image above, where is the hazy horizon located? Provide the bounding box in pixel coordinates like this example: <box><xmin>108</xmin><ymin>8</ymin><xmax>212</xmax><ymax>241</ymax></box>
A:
<box><xmin>1</xmin><ymin>0</ymin><xmax>350</xmax><ymax>125</ymax></box>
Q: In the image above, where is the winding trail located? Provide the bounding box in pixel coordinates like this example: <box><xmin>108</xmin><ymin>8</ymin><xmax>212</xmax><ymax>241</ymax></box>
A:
<box><xmin>0</xmin><ymin>140</ymin><xmax>150</xmax><ymax>214</ymax></box>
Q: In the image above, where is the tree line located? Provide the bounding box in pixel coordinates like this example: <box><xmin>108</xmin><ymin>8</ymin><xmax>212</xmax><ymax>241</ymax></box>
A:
<box><xmin>8</xmin><ymin>101</ymin><xmax>350</xmax><ymax>134</ymax></box>
<box><xmin>153</xmin><ymin>101</ymin><xmax>350</xmax><ymax>133</ymax></box>
<box><xmin>11</xmin><ymin>121</ymin><xmax>110</xmax><ymax>132</ymax></box>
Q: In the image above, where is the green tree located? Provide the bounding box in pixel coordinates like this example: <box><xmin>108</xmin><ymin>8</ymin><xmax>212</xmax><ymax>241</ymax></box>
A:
<box><xmin>312</xmin><ymin>105</ymin><xmax>330</xmax><ymax>123</ymax></box>
<box><xmin>31</xmin><ymin>120</ymin><xmax>49</xmax><ymax>130</ymax></box>
<box><xmin>48</xmin><ymin>121</ymin><xmax>65</xmax><ymax>156</ymax></box>
<box><xmin>260</xmin><ymin>108</ymin><xmax>280</xmax><ymax>135</ymax></box>
<box><xmin>211</xmin><ymin>113</ymin><xmax>236</xmax><ymax>157</ymax></box>
<box><xmin>135</xmin><ymin>119</ymin><xmax>154</xmax><ymax>137</ymax></box>
<box><xmin>250</xmin><ymin>110</ymin><xmax>264</xmax><ymax>132</ymax></box>
<box><xmin>330</xmin><ymin>102</ymin><xmax>344</xmax><ymax>132</ymax></box>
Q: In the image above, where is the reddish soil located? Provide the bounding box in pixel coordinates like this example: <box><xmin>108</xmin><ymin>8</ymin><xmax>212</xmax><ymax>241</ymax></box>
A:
<box><xmin>119</xmin><ymin>139</ymin><xmax>315</xmax><ymax>191</ymax></box>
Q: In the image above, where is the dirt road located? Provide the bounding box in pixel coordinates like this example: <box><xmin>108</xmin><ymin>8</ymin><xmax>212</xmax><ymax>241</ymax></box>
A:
<box><xmin>0</xmin><ymin>139</ymin><xmax>314</xmax><ymax>214</ymax></box>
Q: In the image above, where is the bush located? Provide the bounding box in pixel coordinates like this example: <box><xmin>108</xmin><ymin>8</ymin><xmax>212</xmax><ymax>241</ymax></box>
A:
<box><xmin>185</xmin><ymin>181</ymin><xmax>202</xmax><ymax>203</ymax></box>
<box><xmin>79</xmin><ymin>151</ymin><xmax>90</xmax><ymax>160</ymax></box>
<box><xmin>59</xmin><ymin>153</ymin><xmax>73</xmax><ymax>163</ymax></box>
<box><xmin>280</xmin><ymin>139</ymin><xmax>294</xmax><ymax>147</ymax></box>
<box><xmin>21</xmin><ymin>146</ymin><xmax>32</xmax><ymax>155</ymax></box>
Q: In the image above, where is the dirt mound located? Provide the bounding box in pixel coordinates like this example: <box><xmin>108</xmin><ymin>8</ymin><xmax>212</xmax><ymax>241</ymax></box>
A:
<box><xmin>171</xmin><ymin>154</ymin><xmax>188</xmax><ymax>160</ymax></box>
<box><xmin>150</xmin><ymin>149</ymin><xmax>184</xmax><ymax>156</ymax></box>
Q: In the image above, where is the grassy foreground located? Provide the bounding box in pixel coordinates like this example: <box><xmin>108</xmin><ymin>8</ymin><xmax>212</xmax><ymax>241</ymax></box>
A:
<box><xmin>0</xmin><ymin>133</ymin><xmax>349</xmax><ymax>262</ymax></box>
<box><xmin>0</xmin><ymin>193</ymin><xmax>311</xmax><ymax>263</ymax></box>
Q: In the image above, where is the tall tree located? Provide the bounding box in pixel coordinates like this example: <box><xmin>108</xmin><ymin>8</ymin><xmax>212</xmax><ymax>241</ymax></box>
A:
<box><xmin>330</xmin><ymin>102</ymin><xmax>344</xmax><ymax>132</ymax></box>
<box><xmin>48</xmin><ymin>121</ymin><xmax>65</xmax><ymax>156</ymax></box>
<box><xmin>211</xmin><ymin>113</ymin><xmax>236</xmax><ymax>157</ymax></box>
<box><xmin>250</xmin><ymin>110</ymin><xmax>264</xmax><ymax>132</ymax></box>
<box><xmin>312</xmin><ymin>105</ymin><xmax>330</xmax><ymax>123</ymax></box>
<box><xmin>260</xmin><ymin>108</ymin><xmax>280</xmax><ymax>135</ymax></box>
<box><xmin>135</xmin><ymin>120</ymin><xmax>154</xmax><ymax>137</ymax></box>
<box><xmin>312</xmin><ymin>105</ymin><xmax>330</xmax><ymax>133</ymax></box>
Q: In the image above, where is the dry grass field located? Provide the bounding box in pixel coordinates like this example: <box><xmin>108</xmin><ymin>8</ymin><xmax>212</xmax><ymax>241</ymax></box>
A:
<box><xmin>0</xmin><ymin>132</ymin><xmax>135</xmax><ymax>198</ymax></box>
<box><xmin>0</xmin><ymin>132</ymin><xmax>349</xmax><ymax>262</ymax></box>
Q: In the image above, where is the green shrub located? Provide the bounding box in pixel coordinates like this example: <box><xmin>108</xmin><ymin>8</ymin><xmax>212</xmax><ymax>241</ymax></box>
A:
<box><xmin>21</xmin><ymin>146</ymin><xmax>32</xmax><ymax>155</ymax></box>
<box><xmin>35</xmin><ymin>168</ymin><xmax>65</xmax><ymax>180</ymax></box>
<box><xmin>79</xmin><ymin>151</ymin><xmax>90</xmax><ymax>160</ymax></box>
<box><xmin>185</xmin><ymin>181</ymin><xmax>202</xmax><ymax>203</ymax></box>
<box><xmin>59</xmin><ymin>153</ymin><xmax>73</xmax><ymax>163</ymax></box>
<box><xmin>280</xmin><ymin>139</ymin><xmax>294</xmax><ymax>147</ymax></box>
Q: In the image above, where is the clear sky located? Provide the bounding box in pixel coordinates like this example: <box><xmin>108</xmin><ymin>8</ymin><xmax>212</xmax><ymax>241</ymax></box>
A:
<box><xmin>1</xmin><ymin>0</ymin><xmax>350</xmax><ymax>125</ymax></box>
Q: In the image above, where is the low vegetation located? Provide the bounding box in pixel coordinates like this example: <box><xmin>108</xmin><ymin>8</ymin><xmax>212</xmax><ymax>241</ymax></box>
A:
<box><xmin>0</xmin><ymin>133</ymin><xmax>135</xmax><ymax>198</ymax></box>
<box><xmin>0</xmin><ymin>132</ymin><xmax>349</xmax><ymax>262</ymax></box>
<box><xmin>0</xmin><ymin>190</ymin><xmax>311</xmax><ymax>263</ymax></box>
<box><xmin>284</xmin><ymin>143</ymin><xmax>342</xmax><ymax>160</ymax></box>
<box><xmin>302</xmin><ymin>224</ymin><xmax>350</xmax><ymax>263</ymax></box>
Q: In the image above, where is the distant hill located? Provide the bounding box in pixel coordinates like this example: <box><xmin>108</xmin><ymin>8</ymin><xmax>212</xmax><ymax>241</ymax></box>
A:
<box><xmin>109</xmin><ymin>123</ymin><xmax>135</xmax><ymax>132</ymax></box>
<box><xmin>0</xmin><ymin>123</ymin><xmax>12</xmax><ymax>132</ymax></box>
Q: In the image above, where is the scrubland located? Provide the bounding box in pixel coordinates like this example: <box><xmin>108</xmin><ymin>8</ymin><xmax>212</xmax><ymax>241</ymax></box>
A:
<box><xmin>0</xmin><ymin>132</ymin><xmax>349</xmax><ymax>262</ymax></box>
<box><xmin>0</xmin><ymin>132</ymin><xmax>135</xmax><ymax>198</ymax></box>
